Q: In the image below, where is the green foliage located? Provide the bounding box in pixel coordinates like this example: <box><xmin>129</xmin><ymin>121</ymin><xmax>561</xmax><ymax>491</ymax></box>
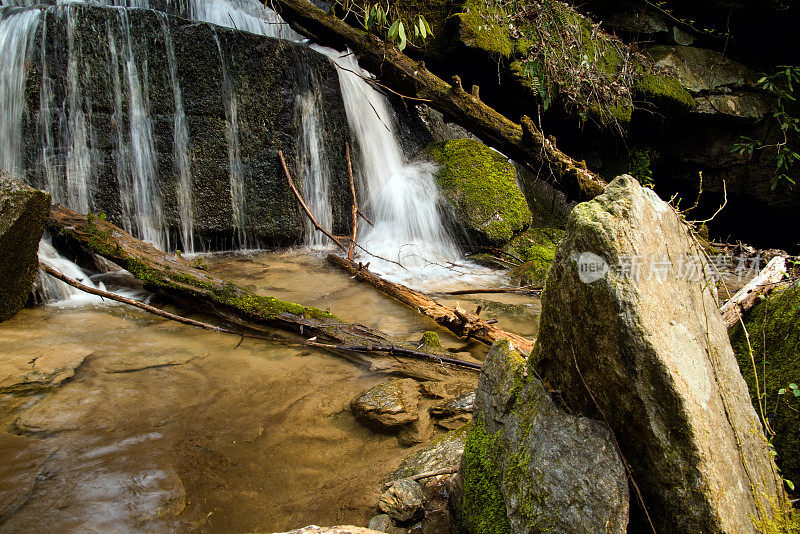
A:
<box><xmin>627</xmin><ymin>147</ymin><xmax>658</xmax><ymax>187</ymax></box>
<box><xmin>457</xmin><ymin>0</ymin><xmax>668</xmax><ymax>130</ymax></box>
<box><xmin>359</xmin><ymin>1</ymin><xmax>433</xmax><ymax>51</ymax></box>
<box><xmin>732</xmin><ymin>66</ymin><xmax>800</xmax><ymax>189</ymax></box>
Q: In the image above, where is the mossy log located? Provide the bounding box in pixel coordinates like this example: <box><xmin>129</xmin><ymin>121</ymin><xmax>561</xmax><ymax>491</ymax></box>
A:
<box><xmin>47</xmin><ymin>206</ymin><xmax>427</xmax><ymax>351</ymax></box>
<box><xmin>327</xmin><ymin>254</ymin><xmax>535</xmax><ymax>354</ymax></box>
<box><xmin>271</xmin><ymin>0</ymin><xmax>607</xmax><ymax>202</ymax></box>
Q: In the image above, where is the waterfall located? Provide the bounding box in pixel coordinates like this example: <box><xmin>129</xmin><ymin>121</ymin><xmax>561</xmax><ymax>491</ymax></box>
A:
<box><xmin>314</xmin><ymin>46</ymin><xmax>464</xmax><ymax>283</ymax></box>
<box><xmin>212</xmin><ymin>31</ymin><xmax>247</xmax><ymax>249</ymax></box>
<box><xmin>297</xmin><ymin>90</ymin><xmax>333</xmax><ymax>248</ymax></box>
<box><xmin>0</xmin><ymin>8</ymin><xmax>40</xmax><ymax>178</ymax></box>
<box><xmin>1</xmin><ymin>0</ymin><xmax>476</xmax><ymax>286</ymax></box>
<box><xmin>158</xmin><ymin>13</ymin><xmax>194</xmax><ymax>253</ymax></box>
<box><xmin>117</xmin><ymin>8</ymin><xmax>167</xmax><ymax>251</ymax></box>
<box><xmin>188</xmin><ymin>0</ymin><xmax>300</xmax><ymax>40</ymax></box>
<box><xmin>65</xmin><ymin>6</ymin><xmax>92</xmax><ymax>214</ymax></box>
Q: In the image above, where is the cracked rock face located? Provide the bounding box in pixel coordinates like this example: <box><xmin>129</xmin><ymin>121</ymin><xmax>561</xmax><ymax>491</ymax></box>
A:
<box><xmin>534</xmin><ymin>175</ymin><xmax>791</xmax><ymax>532</ymax></box>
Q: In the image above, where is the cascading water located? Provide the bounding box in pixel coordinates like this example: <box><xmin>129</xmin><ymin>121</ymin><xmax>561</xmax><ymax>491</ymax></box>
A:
<box><xmin>315</xmin><ymin>46</ymin><xmax>467</xmax><ymax>285</ymax></box>
<box><xmin>0</xmin><ymin>9</ymin><xmax>40</xmax><ymax>178</ymax></box>
<box><xmin>158</xmin><ymin>13</ymin><xmax>194</xmax><ymax>253</ymax></box>
<box><xmin>64</xmin><ymin>6</ymin><xmax>92</xmax><ymax>214</ymax></box>
<box><xmin>36</xmin><ymin>238</ymin><xmax>105</xmax><ymax>304</ymax></box>
<box><xmin>117</xmin><ymin>7</ymin><xmax>168</xmax><ymax>251</ymax></box>
<box><xmin>212</xmin><ymin>31</ymin><xmax>247</xmax><ymax>249</ymax></box>
<box><xmin>297</xmin><ymin>90</ymin><xmax>334</xmax><ymax>248</ymax></box>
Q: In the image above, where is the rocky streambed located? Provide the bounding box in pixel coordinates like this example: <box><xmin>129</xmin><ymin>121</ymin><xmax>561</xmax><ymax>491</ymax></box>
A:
<box><xmin>0</xmin><ymin>250</ymin><xmax>539</xmax><ymax>532</ymax></box>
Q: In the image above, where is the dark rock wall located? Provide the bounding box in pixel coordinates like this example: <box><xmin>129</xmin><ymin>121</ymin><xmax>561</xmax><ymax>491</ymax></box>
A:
<box><xmin>18</xmin><ymin>3</ymin><xmax>351</xmax><ymax>250</ymax></box>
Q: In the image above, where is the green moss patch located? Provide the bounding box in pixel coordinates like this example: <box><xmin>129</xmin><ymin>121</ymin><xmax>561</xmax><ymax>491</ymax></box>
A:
<box><xmin>505</xmin><ymin>227</ymin><xmax>563</xmax><ymax>286</ymax></box>
<box><xmin>454</xmin><ymin>0</ymin><xmax>514</xmax><ymax>57</ymax></box>
<box><xmin>428</xmin><ymin>138</ymin><xmax>531</xmax><ymax>246</ymax></box>
<box><xmin>729</xmin><ymin>285</ymin><xmax>800</xmax><ymax>486</ymax></box>
<box><xmin>460</xmin><ymin>417</ymin><xmax>511</xmax><ymax>534</ymax></box>
<box><xmin>634</xmin><ymin>73</ymin><xmax>696</xmax><ymax>113</ymax></box>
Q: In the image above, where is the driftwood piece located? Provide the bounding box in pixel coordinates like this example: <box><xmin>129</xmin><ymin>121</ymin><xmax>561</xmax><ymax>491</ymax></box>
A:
<box><xmin>345</xmin><ymin>142</ymin><xmax>358</xmax><ymax>261</ymax></box>
<box><xmin>40</xmin><ymin>263</ymin><xmax>482</xmax><ymax>371</ymax></box>
<box><xmin>720</xmin><ymin>256</ymin><xmax>787</xmax><ymax>329</ymax></box>
<box><xmin>327</xmin><ymin>254</ymin><xmax>535</xmax><ymax>354</ymax></box>
<box><xmin>278</xmin><ymin>150</ymin><xmax>350</xmax><ymax>254</ymax></box>
<box><xmin>440</xmin><ymin>287</ymin><xmax>541</xmax><ymax>296</ymax></box>
<box><xmin>270</xmin><ymin>0</ymin><xmax>607</xmax><ymax>202</ymax></box>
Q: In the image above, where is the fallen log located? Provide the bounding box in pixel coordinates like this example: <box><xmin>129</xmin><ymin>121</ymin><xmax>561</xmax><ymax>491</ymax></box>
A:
<box><xmin>270</xmin><ymin>0</ymin><xmax>606</xmax><ymax>202</ymax></box>
<box><xmin>720</xmin><ymin>256</ymin><xmax>787</xmax><ymax>329</ymax></box>
<box><xmin>45</xmin><ymin>206</ymin><xmax>454</xmax><ymax>361</ymax></box>
<box><xmin>40</xmin><ymin>263</ymin><xmax>482</xmax><ymax>371</ymax></box>
<box><xmin>327</xmin><ymin>254</ymin><xmax>535</xmax><ymax>354</ymax></box>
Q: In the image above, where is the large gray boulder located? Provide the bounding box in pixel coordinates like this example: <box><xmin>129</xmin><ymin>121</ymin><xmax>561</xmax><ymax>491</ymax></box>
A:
<box><xmin>534</xmin><ymin>175</ymin><xmax>792</xmax><ymax>532</ymax></box>
<box><xmin>452</xmin><ymin>340</ymin><xmax>629</xmax><ymax>534</ymax></box>
<box><xmin>0</xmin><ymin>176</ymin><xmax>50</xmax><ymax>321</ymax></box>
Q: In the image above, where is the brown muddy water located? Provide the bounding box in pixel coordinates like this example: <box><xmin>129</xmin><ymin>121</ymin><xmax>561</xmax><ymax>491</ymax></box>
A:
<box><xmin>0</xmin><ymin>250</ymin><xmax>540</xmax><ymax>533</ymax></box>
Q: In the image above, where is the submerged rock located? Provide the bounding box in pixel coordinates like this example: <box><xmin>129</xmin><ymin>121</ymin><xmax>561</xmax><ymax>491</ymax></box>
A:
<box><xmin>378</xmin><ymin>478</ymin><xmax>425</xmax><ymax>523</ymax></box>
<box><xmin>428</xmin><ymin>139</ymin><xmax>531</xmax><ymax>247</ymax></box>
<box><xmin>429</xmin><ymin>391</ymin><xmax>474</xmax><ymax>417</ymax></box>
<box><xmin>535</xmin><ymin>175</ymin><xmax>792</xmax><ymax>531</ymax></box>
<box><xmin>0</xmin><ymin>176</ymin><xmax>50</xmax><ymax>321</ymax></box>
<box><xmin>730</xmin><ymin>286</ymin><xmax>800</xmax><ymax>486</ymax></box>
<box><xmin>351</xmin><ymin>379</ymin><xmax>420</xmax><ymax>431</ymax></box>
<box><xmin>452</xmin><ymin>340</ymin><xmax>629</xmax><ymax>534</ymax></box>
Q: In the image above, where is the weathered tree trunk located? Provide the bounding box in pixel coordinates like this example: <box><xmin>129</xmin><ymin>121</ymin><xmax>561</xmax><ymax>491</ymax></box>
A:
<box><xmin>46</xmin><ymin>206</ymin><xmax>440</xmax><ymax>355</ymax></box>
<box><xmin>720</xmin><ymin>256</ymin><xmax>787</xmax><ymax>329</ymax></box>
<box><xmin>327</xmin><ymin>254</ymin><xmax>535</xmax><ymax>354</ymax></box>
<box><xmin>270</xmin><ymin>0</ymin><xmax>606</xmax><ymax>202</ymax></box>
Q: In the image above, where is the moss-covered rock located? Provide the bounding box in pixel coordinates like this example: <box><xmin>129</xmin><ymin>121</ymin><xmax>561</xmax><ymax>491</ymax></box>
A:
<box><xmin>729</xmin><ymin>286</ymin><xmax>800</xmax><ymax>487</ymax></box>
<box><xmin>0</xmin><ymin>175</ymin><xmax>50</xmax><ymax>322</ymax></box>
<box><xmin>452</xmin><ymin>339</ymin><xmax>628</xmax><ymax>533</ymax></box>
<box><xmin>633</xmin><ymin>73</ymin><xmax>696</xmax><ymax>113</ymax></box>
<box><xmin>505</xmin><ymin>227</ymin><xmax>563</xmax><ymax>286</ymax></box>
<box><xmin>456</xmin><ymin>416</ymin><xmax>510</xmax><ymax>534</ymax></box>
<box><xmin>428</xmin><ymin>138</ymin><xmax>531</xmax><ymax>247</ymax></box>
<box><xmin>452</xmin><ymin>0</ymin><xmax>515</xmax><ymax>58</ymax></box>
